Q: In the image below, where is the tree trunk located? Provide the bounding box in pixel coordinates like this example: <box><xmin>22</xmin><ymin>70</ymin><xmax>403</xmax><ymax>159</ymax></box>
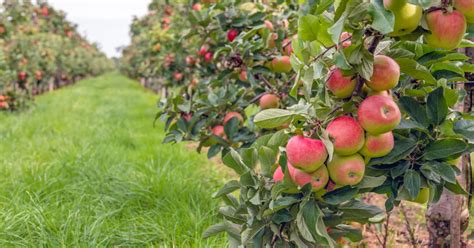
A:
<box><xmin>425</xmin><ymin>44</ymin><xmax>473</xmax><ymax>247</ymax></box>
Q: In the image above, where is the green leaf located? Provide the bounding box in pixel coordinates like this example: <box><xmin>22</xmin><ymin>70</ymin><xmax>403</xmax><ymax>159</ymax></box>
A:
<box><xmin>426</xmin><ymin>87</ymin><xmax>448</xmax><ymax>126</ymax></box>
<box><xmin>422</xmin><ymin>161</ymin><xmax>456</xmax><ymax>184</ymax></box>
<box><xmin>404</xmin><ymin>170</ymin><xmax>421</xmax><ymax>200</ymax></box>
<box><xmin>224</xmin><ymin>117</ymin><xmax>239</xmax><ymax>139</ymax></box>
<box><xmin>444</xmin><ymin>180</ymin><xmax>469</xmax><ymax>195</ymax></box>
<box><xmin>323</xmin><ymin>186</ymin><xmax>359</xmax><ymax>205</ymax></box>
<box><xmin>395</xmin><ymin>58</ymin><xmax>436</xmax><ymax>84</ymax></box>
<box><xmin>398</xmin><ymin>97</ymin><xmax>429</xmax><ymax>127</ymax></box>
<box><xmin>270</xmin><ymin>196</ymin><xmax>299</xmax><ymax>212</ymax></box>
<box><xmin>368</xmin><ymin>0</ymin><xmax>394</xmax><ymax>34</ymax></box>
<box><xmin>357</xmin><ymin>176</ymin><xmax>387</xmax><ymax>189</ymax></box>
<box><xmin>203</xmin><ymin>221</ymin><xmax>240</xmax><ymax>240</ymax></box>
<box><xmin>424</xmin><ymin>139</ymin><xmax>468</xmax><ymax>160</ymax></box>
<box><xmin>408</xmin><ymin>0</ymin><xmax>433</xmax><ymax>7</ymax></box>
<box><xmin>297</xmin><ymin>15</ymin><xmax>333</xmax><ymax>46</ymax></box>
<box><xmin>213</xmin><ymin>180</ymin><xmax>240</xmax><ymax>198</ymax></box>
<box><xmin>454</xmin><ymin>120</ymin><xmax>474</xmax><ymax>143</ymax></box>
<box><xmin>254</xmin><ymin>109</ymin><xmax>294</xmax><ymax>129</ymax></box>
<box><xmin>259</xmin><ymin>146</ymin><xmax>277</xmax><ymax>177</ymax></box>
<box><xmin>223</xmin><ymin>149</ymin><xmax>250</xmax><ymax>175</ymax></box>
<box><xmin>299</xmin><ymin>200</ymin><xmax>334</xmax><ymax>246</ymax></box>
<box><xmin>328</xmin><ymin>16</ymin><xmax>345</xmax><ymax>44</ymax></box>
<box><xmin>369</xmin><ymin>136</ymin><xmax>417</xmax><ymax>165</ymax></box>
<box><xmin>339</xmin><ymin>200</ymin><xmax>384</xmax><ymax>219</ymax></box>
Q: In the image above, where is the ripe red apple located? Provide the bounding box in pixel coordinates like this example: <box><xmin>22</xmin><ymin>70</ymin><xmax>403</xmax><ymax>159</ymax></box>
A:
<box><xmin>211</xmin><ymin>125</ymin><xmax>226</xmax><ymax>138</ymax></box>
<box><xmin>360</xmin><ymin>131</ymin><xmax>394</xmax><ymax>158</ymax></box>
<box><xmin>239</xmin><ymin>70</ymin><xmax>248</xmax><ymax>82</ymax></box>
<box><xmin>182</xmin><ymin>113</ymin><xmax>192</xmax><ymax>122</ymax></box>
<box><xmin>271</xmin><ymin>56</ymin><xmax>292</xmax><ymax>73</ymax></box>
<box><xmin>41</xmin><ymin>6</ymin><xmax>49</xmax><ymax>17</ymax></box>
<box><xmin>286</xmin><ymin>135</ymin><xmax>328</xmax><ymax>172</ymax></box>
<box><xmin>192</xmin><ymin>3</ymin><xmax>202</xmax><ymax>11</ymax></box>
<box><xmin>0</xmin><ymin>95</ymin><xmax>6</xmax><ymax>102</ymax></box>
<box><xmin>35</xmin><ymin>70</ymin><xmax>42</xmax><ymax>80</ymax></box>
<box><xmin>339</xmin><ymin>32</ymin><xmax>352</xmax><ymax>48</ymax></box>
<box><xmin>282</xmin><ymin>38</ymin><xmax>293</xmax><ymax>55</ymax></box>
<box><xmin>259</xmin><ymin>94</ymin><xmax>279</xmax><ymax>109</ymax></box>
<box><xmin>327</xmin><ymin>154</ymin><xmax>365</xmax><ymax>186</ymax></box>
<box><xmin>358</xmin><ymin>95</ymin><xmax>401</xmax><ymax>134</ymax></box>
<box><xmin>204</xmin><ymin>52</ymin><xmax>213</xmax><ymax>62</ymax></box>
<box><xmin>425</xmin><ymin>10</ymin><xmax>467</xmax><ymax>50</ymax></box>
<box><xmin>366</xmin><ymin>55</ymin><xmax>400</xmax><ymax>91</ymax></box>
<box><xmin>0</xmin><ymin>101</ymin><xmax>7</xmax><ymax>109</ymax></box>
<box><xmin>326</xmin><ymin>116</ymin><xmax>365</xmax><ymax>156</ymax></box>
<box><xmin>198</xmin><ymin>46</ymin><xmax>207</xmax><ymax>56</ymax></box>
<box><xmin>273</xmin><ymin>166</ymin><xmax>285</xmax><ymax>182</ymax></box>
<box><xmin>162</xmin><ymin>17</ymin><xmax>171</xmax><ymax>24</ymax></box>
<box><xmin>264</xmin><ymin>20</ymin><xmax>274</xmax><ymax>32</ymax></box>
<box><xmin>173</xmin><ymin>72</ymin><xmax>184</xmax><ymax>81</ymax></box>
<box><xmin>227</xmin><ymin>29</ymin><xmax>239</xmax><ymax>42</ymax></box>
<box><xmin>326</xmin><ymin>68</ymin><xmax>356</xmax><ymax>98</ymax></box>
<box><xmin>223</xmin><ymin>112</ymin><xmax>243</xmax><ymax>125</ymax></box>
<box><xmin>454</xmin><ymin>0</ymin><xmax>474</xmax><ymax>23</ymax></box>
<box><xmin>291</xmin><ymin>165</ymin><xmax>329</xmax><ymax>192</ymax></box>
<box><xmin>18</xmin><ymin>71</ymin><xmax>27</xmax><ymax>81</ymax></box>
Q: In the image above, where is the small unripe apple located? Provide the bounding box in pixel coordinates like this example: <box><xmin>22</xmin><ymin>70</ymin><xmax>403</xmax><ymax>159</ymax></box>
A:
<box><xmin>173</xmin><ymin>72</ymin><xmax>184</xmax><ymax>81</ymax></box>
<box><xmin>286</xmin><ymin>135</ymin><xmax>328</xmax><ymax>172</ymax></box>
<box><xmin>282</xmin><ymin>38</ymin><xmax>293</xmax><ymax>55</ymax></box>
<box><xmin>360</xmin><ymin>131</ymin><xmax>394</xmax><ymax>158</ymax></box>
<box><xmin>291</xmin><ymin>165</ymin><xmax>329</xmax><ymax>192</ymax></box>
<box><xmin>211</xmin><ymin>125</ymin><xmax>226</xmax><ymax>138</ymax></box>
<box><xmin>326</xmin><ymin>68</ymin><xmax>356</xmax><ymax>98</ymax></box>
<box><xmin>223</xmin><ymin>112</ymin><xmax>243</xmax><ymax>125</ymax></box>
<box><xmin>358</xmin><ymin>95</ymin><xmax>401</xmax><ymax>135</ymax></box>
<box><xmin>454</xmin><ymin>0</ymin><xmax>474</xmax><ymax>23</ymax></box>
<box><xmin>409</xmin><ymin>187</ymin><xmax>429</xmax><ymax>204</ymax></box>
<box><xmin>264</xmin><ymin>20</ymin><xmax>274</xmax><ymax>32</ymax></box>
<box><xmin>153</xmin><ymin>44</ymin><xmax>161</xmax><ymax>52</ymax></box>
<box><xmin>227</xmin><ymin>29</ymin><xmax>239</xmax><ymax>42</ymax></box>
<box><xmin>267</xmin><ymin>33</ymin><xmax>278</xmax><ymax>49</ymax></box>
<box><xmin>185</xmin><ymin>55</ymin><xmax>196</xmax><ymax>65</ymax></box>
<box><xmin>259</xmin><ymin>94</ymin><xmax>279</xmax><ymax>109</ymax></box>
<box><xmin>366</xmin><ymin>55</ymin><xmax>400</xmax><ymax>91</ymax></box>
<box><xmin>35</xmin><ymin>70</ymin><xmax>42</xmax><ymax>80</ymax></box>
<box><xmin>326</xmin><ymin>116</ymin><xmax>365</xmax><ymax>155</ymax></box>
<box><xmin>425</xmin><ymin>10</ymin><xmax>467</xmax><ymax>50</ymax></box>
<box><xmin>389</xmin><ymin>3</ymin><xmax>422</xmax><ymax>37</ymax></box>
<box><xmin>327</xmin><ymin>154</ymin><xmax>365</xmax><ymax>186</ymax></box>
<box><xmin>192</xmin><ymin>3</ymin><xmax>202</xmax><ymax>11</ymax></box>
<box><xmin>239</xmin><ymin>70</ymin><xmax>248</xmax><ymax>82</ymax></box>
<box><xmin>339</xmin><ymin>32</ymin><xmax>352</xmax><ymax>48</ymax></box>
<box><xmin>271</xmin><ymin>56</ymin><xmax>292</xmax><ymax>73</ymax></box>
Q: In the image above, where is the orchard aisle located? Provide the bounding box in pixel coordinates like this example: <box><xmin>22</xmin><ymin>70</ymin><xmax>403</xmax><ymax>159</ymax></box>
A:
<box><xmin>0</xmin><ymin>73</ymin><xmax>227</xmax><ymax>247</ymax></box>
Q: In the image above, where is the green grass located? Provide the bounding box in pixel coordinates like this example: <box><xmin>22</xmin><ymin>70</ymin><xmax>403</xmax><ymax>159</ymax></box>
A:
<box><xmin>0</xmin><ymin>73</ymin><xmax>227</xmax><ymax>247</ymax></box>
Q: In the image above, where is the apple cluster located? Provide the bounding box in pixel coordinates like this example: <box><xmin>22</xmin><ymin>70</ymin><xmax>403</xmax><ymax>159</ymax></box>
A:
<box><xmin>273</xmin><ymin>54</ymin><xmax>402</xmax><ymax>193</ymax></box>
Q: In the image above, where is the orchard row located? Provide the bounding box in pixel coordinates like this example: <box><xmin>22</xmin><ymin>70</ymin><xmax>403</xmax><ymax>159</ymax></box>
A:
<box><xmin>121</xmin><ymin>0</ymin><xmax>474</xmax><ymax>246</ymax></box>
<box><xmin>0</xmin><ymin>1</ymin><xmax>113</xmax><ymax>111</ymax></box>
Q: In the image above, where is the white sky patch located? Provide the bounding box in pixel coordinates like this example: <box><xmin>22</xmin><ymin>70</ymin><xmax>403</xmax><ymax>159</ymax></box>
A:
<box><xmin>48</xmin><ymin>0</ymin><xmax>150</xmax><ymax>57</ymax></box>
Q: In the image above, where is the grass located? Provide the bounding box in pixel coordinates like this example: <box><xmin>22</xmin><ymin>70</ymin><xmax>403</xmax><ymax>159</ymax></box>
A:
<box><xmin>0</xmin><ymin>73</ymin><xmax>228</xmax><ymax>247</ymax></box>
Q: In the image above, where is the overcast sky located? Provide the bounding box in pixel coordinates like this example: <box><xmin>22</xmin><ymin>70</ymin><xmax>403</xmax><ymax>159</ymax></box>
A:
<box><xmin>48</xmin><ymin>0</ymin><xmax>150</xmax><ymax>58</ymax></box>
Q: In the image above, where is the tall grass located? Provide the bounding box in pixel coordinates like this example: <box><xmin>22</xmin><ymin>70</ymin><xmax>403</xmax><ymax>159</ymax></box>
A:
<box><xmin>0</xmin><ymin>73</ymin><xmax>227</xmax><ymax>247</ymax></box>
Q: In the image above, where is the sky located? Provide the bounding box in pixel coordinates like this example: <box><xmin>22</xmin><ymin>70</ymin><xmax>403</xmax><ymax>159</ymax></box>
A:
<box><xmin>48</xmin><ymin>0</ymin><xmax>150</xmax><ymax>58</ymax></box>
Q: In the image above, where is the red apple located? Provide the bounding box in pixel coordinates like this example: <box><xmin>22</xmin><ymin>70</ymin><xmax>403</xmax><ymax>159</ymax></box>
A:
<box><xmin>198</xmin><ymin>46</ymin><xmax>207</xmax><ymax>56</ymax></box>
<box><xmin>271</xmin><ymin>56</ymin><xmax>292</xmax><ymax>73</ymax></box>
<box><xmin>173</xmin><ymin>72</ymin><xmax>184</xmax><ymax>81</ymax></box>
<box><xmin>212</xmin><ymin>125</ymin><xmax>226</xmax><ymax>138</ymax></box>
<box><xmin>360</xmin><ymin>131</ymin><xmax>394</xmax><ymax>158</ymax></box>
<box><xmin>326</xmin><ymin>68</ymin><xmax>356</xmax><ymax>98</ymax></box>
<box><xmin>18</xmin><ymin>71</ymin><xmax>27</xmax><ymax>81</ymax></box>
<box><xmin>454</xmin><ymin>0</ymin><xmax>474</xmax><ymax>23</ymax></box>
<box><xmin>259</xmin><ymin>94</ymin><xmax>280</xmax><ymax>109</ymax></box>
<box><xmin>204</xmin><ymin>52</ymin><xmax>213</xmax><ymax>62</ymax></box>
<box><xmin>239</xmin><ymin>70</ymin><xmax>248</xmax><ymax>82</ymax></box>
<box><xmin>185</xmin><ymin>55</ymin><xmax>196</xmax><ymax>65</ymax></box>
<box><xmin>326</xmin><ymin>116</ymin><xmax>365</xmax><ymax>155</ymax></box>
<box><xmin>223</xmin><ymin>112</ymin><xmax>243</xmax><ymax>125</ymax></box>
<box><xmin>291</xmin><ymin>165</ymin><xmax>329</xmax><ymax>192</ymax></box>
<box><xmin>425</xmin><ymin>10</ymin><xmax>466</xmax><ymax>50</ymax></box>
<box><xmin>366</xmin><ymin>55</ymin><xmax>400</xmax><ymax>91</ymax></box>
<box><xmin>264</xmin><ymin>20</ymin><xmax>274</xmax><ymax>32</ymax></box>
<box><xmin>192</xmin><ymin>3</ymin><xmax>202</xmax><ymax>11</ymax></box>
<box><xmin>327</xmin><ymin>154</ymin><xmax>365</xmax><ymax>186</ymax></box>
<box><xmin>227</xmin><ymin>29</ymin><xmax>239</xmax><ymax>42</ymax></box>
<box><xmin>35</xmin><ymin>70</ymin><xmax>42</xmax><ymax>80</ymax></box>
<box><xmin>286</xmin><ymin>135</ymin><xmax>328</xmax><ymax>172</ymax></box>
<box><xmin>41</xmin><ymin>6</ymin><xmax>48</xmax><ymax>17</ymax></box>
<box><xmin>358</xmin><ymin>95</ymin><xmax>401</xmax><ymax>134</ymax></box>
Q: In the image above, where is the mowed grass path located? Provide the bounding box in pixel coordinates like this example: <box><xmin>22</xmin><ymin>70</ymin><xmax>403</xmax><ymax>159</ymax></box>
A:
<box><xmin>0</xmin><ymin>73</ymin><xmax>227</xmax><ymax>247</ymax></box>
